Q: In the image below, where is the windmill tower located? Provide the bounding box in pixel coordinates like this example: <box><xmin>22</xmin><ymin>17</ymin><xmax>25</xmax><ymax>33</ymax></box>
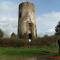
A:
<box><xmin>18</xmin><ymin>2</ymin><xmax>37</xmax><ymax>40</ymax></box>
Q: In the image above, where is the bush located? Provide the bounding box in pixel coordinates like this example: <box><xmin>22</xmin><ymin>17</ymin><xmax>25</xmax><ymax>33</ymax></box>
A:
<box><xmin>0</xmin><ymin>38</ymin><xmax>27</xmax><ymax>47</ymax></box>
<box><xmin>0</xmin><ymin>35</ymin><xmax>59</xmax><ymax>47</ymax></box>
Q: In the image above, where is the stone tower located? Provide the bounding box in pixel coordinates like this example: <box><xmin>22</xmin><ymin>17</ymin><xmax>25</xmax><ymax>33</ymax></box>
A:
<box><xmin>18</xmin><ymin>2</ymin><xmax>37</xmax><ymax>40</ymax></box>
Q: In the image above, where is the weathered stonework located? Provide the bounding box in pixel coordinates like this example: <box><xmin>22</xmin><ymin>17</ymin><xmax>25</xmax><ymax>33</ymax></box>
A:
<box><xmin>18</xmin><ymin>2</ymin><xmax>37</xmax><ymax>40</ymax></box>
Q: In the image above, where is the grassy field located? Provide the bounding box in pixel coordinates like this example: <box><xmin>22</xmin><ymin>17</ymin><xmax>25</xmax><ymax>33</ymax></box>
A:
<box><xmin>0</xmin><ymin>46</ymin><xmax>58</xmax><ymax>56</ymax></box>
<box><xmin>0</xmin><ymin>47</ymin><xmax>59</xmax><ymax>60</ymax></box>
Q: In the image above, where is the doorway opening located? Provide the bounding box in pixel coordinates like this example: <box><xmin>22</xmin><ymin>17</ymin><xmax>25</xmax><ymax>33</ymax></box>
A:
<box><xmin>28</xmin><ymin>33</ymin><xmax>32</xmax><ymax>39</ymax></box>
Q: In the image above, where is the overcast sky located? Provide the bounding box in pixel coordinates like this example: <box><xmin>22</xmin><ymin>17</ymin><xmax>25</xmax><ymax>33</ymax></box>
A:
<box><xmin>0</xmin><ymin>0</ymin><xmax>60</xmax><ymax>37</ymax></box>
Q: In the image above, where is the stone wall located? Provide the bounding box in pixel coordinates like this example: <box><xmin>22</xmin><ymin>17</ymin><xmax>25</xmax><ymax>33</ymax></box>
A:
<box><xmin>18</xmin><ymin>2</ymin><xmax>37</xmax><ymax>40</ymax></box>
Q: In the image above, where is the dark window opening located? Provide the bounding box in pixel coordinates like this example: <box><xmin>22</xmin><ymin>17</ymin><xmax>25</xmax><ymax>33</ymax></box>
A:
<box><xmin>28</xmin><ymin>33</ymin><xmax>32</xmax><ymax>39</ymax></box>
<box><xmin>29</xmin><ymin>23</ymin><xmax>32</xmax><ymax>27</ymax></box>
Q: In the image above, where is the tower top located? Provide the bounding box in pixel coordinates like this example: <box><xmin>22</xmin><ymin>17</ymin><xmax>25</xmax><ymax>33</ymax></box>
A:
<box><xmin>19</xmin><ymin>2</ymin><xmax>34</xmax><ymax>7</ymax></box>
<box><xmin>19</xmin><ymin>2</ymin><xmax>35</xmax><ymax>12</ymax></box>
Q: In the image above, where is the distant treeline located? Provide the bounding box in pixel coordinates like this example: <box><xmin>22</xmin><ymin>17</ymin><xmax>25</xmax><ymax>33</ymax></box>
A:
<box><xmin>0</xmin><ymin>35</ymin><xmax>59</xmax><ymax>47</ymax></box>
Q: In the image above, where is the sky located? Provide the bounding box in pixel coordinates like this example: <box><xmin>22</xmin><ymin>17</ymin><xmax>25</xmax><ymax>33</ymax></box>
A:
<box><xmin>0</xmin><ymin>0</ymin><xmax>60</xmax><ymax>37</ymax></box>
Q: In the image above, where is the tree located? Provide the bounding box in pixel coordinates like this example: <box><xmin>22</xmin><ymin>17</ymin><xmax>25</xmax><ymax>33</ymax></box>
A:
<box><xmin>10</xmin><ymin>32</ymin><xmax>17</xmax><ymax>39</ymax></box>
<box><xmin>55</xmin><ymin>21</ymin><xmax>60</xmax><ymax>35</ymax></box>
<box><xmin>0</xmin><ymin>29</ymin><xmax>4</xmax><ymax>38</ymax></box>
<box><xmin>44</xmin><ymin>34</ymin><xmax>48</xmax><ymax>37</ymax></box>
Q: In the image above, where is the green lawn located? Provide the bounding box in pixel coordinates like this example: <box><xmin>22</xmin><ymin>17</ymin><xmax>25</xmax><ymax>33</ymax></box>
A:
<box><xmin>0</xmin><ymin>46</ymin><xmax>57</xmax><ymax>56</ymax></box>
<box><xmin>0</xmin><ymin>47</ymin><xmax>59</xmax><ymax>60</ymax></box>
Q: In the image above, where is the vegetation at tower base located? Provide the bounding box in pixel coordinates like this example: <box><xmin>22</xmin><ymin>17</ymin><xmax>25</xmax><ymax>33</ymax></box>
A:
<box><xmin>55</xmin><ymin>21</ymin><xmax>60</xmax><ymax>35</ymax></box>
<box><xmin>0</xmin><ymin>34</ymin><xmax>58</xmax><ymax>48</ymax></box>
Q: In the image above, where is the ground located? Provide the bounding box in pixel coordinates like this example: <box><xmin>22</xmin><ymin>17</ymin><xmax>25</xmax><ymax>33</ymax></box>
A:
<box><xmin>0</xmin><ymin>47</ymin><xmax>59</xmax><ymax>60</ymax></box>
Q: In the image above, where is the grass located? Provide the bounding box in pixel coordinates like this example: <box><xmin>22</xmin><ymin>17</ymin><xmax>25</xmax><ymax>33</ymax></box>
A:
<box><xmin>0</xmin><ymin>46</ymin><xmax>57</xmax><ymax>56</ymax></box>
<box><xmin>0</xmin><ymin>47</ymin><xmax>59</xmax><ymax>60</ymax></box>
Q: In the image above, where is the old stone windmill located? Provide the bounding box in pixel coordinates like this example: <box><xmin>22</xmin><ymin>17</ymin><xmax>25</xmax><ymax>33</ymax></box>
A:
<box><xmin>18</xmin><ymin>2</ymin><xmax>37</xmax><ymax>40</ymax></box>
